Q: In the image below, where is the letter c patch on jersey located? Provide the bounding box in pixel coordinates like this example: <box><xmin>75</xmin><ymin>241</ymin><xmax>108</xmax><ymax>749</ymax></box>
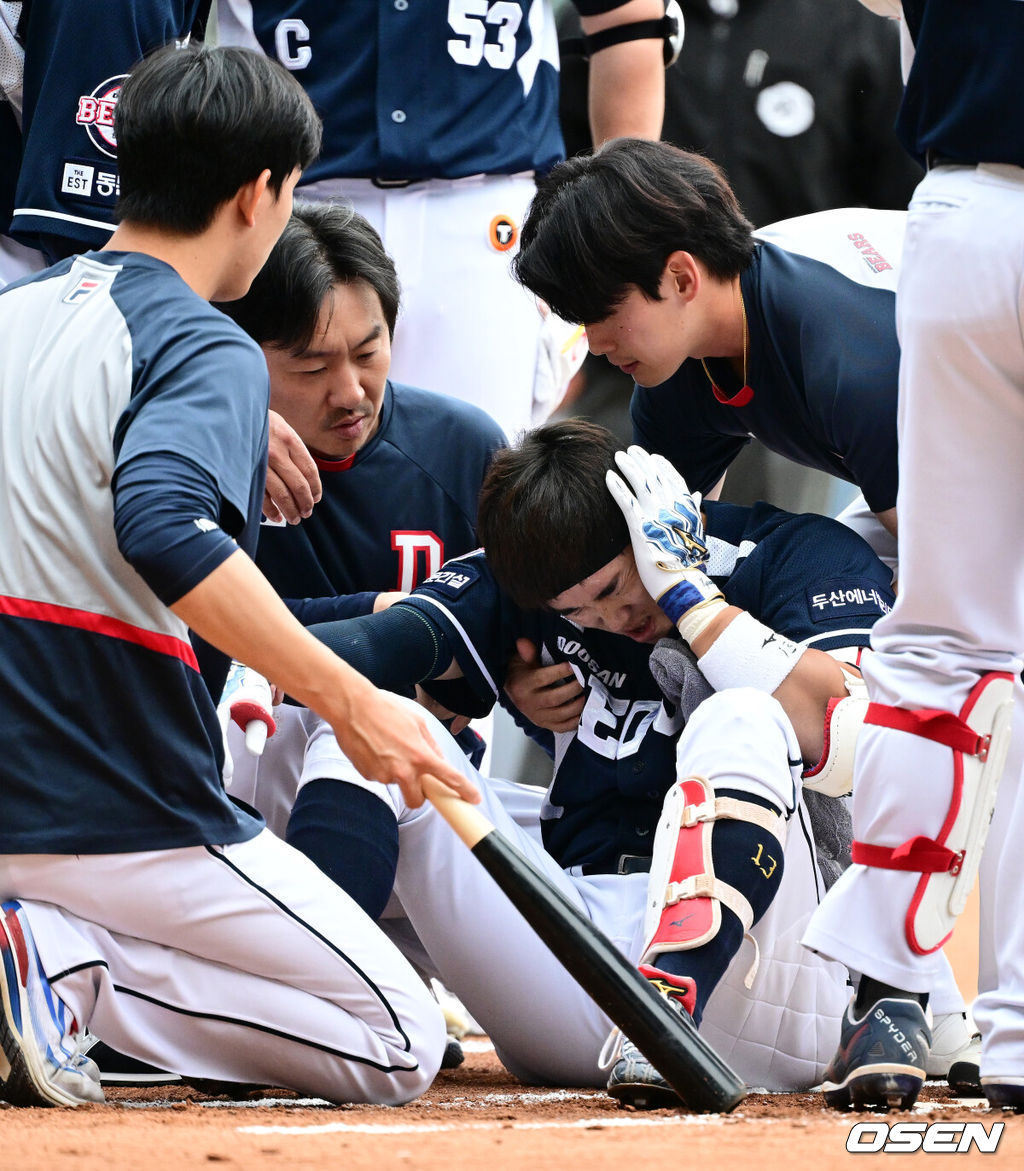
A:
<box><xmin>489</xmin><ymin>214</ymin><xmax>518</xmax><ymax>252</ymax></box>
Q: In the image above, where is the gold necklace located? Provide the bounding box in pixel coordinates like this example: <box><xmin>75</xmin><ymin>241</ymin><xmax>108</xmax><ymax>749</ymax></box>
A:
<box><xmin>700</xmin><ymin>290</ymin><xmax>753</xmax><ymax>408</ymax></box>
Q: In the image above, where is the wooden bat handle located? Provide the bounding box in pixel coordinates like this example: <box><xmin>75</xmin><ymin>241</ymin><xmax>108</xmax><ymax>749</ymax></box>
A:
<box><xmin>421</xmin><ymin>775</ymin><xmax>495</xmax><ymax>849</ymax></box>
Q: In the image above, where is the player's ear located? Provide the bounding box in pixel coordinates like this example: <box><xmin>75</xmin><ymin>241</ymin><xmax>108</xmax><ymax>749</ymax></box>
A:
<box><xmin>235</xmin><ymin>169</ymin><xmax>274</xmax><ymax>229</ymax></box>
<box><xmin>663</xmin><ymin>251</ymin><xmax>701</xmax><ymax>304</ymax></box>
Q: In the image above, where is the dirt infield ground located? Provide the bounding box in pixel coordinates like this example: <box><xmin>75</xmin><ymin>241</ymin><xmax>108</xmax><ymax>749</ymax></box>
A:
<box><xmin>5</xmin><ymin>886</ymin><xmax>1012</xmax><ymax>1169</ymax></box>
<box><xmin>3</xmin><ymin>1040</ymin><xmax>1021</xmax><ymax>1171</ymax></box>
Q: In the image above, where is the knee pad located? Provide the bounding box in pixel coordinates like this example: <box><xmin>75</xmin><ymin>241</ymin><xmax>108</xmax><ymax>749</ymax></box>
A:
<box><xmin>851</xmin><ymin>671</ymin><xmax>1014</xmax><ymax>954</ymax></box>
<box><xmin>640</xmin><ymin>775</ymin><xmax>787</xmax><ymax>986</ymax></box>
<box><xmin>802</xmin><ymin>661</ymin><xmax>869</xmax><ymax>797</ymax></box>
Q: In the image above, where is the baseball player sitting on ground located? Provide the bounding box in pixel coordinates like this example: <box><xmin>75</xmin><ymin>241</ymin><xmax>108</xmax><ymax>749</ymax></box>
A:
<box><xmin>232</xmin><ymin>420</ymin><xmax>976</xmax><ymax>1103</ymax></box>
<box><xmin>0</xmin><ymin>43</ymin><xmax>477</xmax><ymax>1110</ymax></box>
<box><xmin>510</xmin><ymin>138</ymin><xmax>905</xmax><ymax>568</ymax></box>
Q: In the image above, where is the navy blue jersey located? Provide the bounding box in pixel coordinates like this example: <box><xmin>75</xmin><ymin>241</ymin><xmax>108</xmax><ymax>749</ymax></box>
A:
<box><xmin>0</xmin><ymin>250</ymin><xmax>267</xmax><ymax>854</ymax></box>
<box><xmin>257</xmin><ymin>382</ymin><xmax>505</xmax><ymax>622</ymax></box>
<box><xmin>631</xmin><ymin>208</ymin><xmax>903</xmax><ymax>514</ymax></box>
<box><xmin>1</xmin><ymin>101</ymin><xmax>20</xmax><ymax>234</ymax></box>
<box><xmin>219</xmin><ymin>0</ymin><xmax>620</xmax><ymax>182</ymax></box>
<box><xmin>400</xmin><ymin>501</ymin><xmax>894</xmax><ymax>870</ymax></box>
<box><xmin>897</xmin><ymin>1</ymin><xmax>1024</xmax><ymax>168</ymax></box>
<box><xmin>10</xmin><ymin>2</ymin><xmax>209</xmax><ymax>256</ymax></box>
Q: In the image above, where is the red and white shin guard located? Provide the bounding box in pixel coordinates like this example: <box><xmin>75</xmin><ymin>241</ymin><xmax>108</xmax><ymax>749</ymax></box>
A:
<box><xmin>640</xmin><ymin>775</ymin><xmax>787</xmax><ymax>987</ymax></box>
<box><xmin>852</xmin><ymin>671</ymin><xmax>1015</xmax><ymax>954</ymax></box>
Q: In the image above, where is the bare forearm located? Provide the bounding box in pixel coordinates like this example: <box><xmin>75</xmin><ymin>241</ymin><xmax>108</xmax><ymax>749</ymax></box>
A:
<box><xmin>171</xmin><ymin>549</ymin><xmax>372</xmax><ymax>719</ymax></box>
<box><xmin>582</xmin><ymin>1</ymin><xmax>665</xmax><ymax>143</ymax></box>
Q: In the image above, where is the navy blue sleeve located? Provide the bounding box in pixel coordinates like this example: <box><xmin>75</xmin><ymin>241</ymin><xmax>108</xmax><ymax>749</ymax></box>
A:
<box><xmin>113</xmin><ymin>450</ymin><xmax>239</xmax><ymax>605</ymax></box>
<box><xmin>790</xmin><ymin>291</ymin><xmax>900</xmax><ymax>516</ymax></box>
<box><xmin>285</xmin><ymin>593</ymin><xmax>380</xmax><ymax>624</ymax></box>
<box><xmin>112</xmin><ymin>288</ymin><xmax>270</xmax><ymax>538</ymax></box>
<box><xmin>305</xmin><ymin>604</ymin><xmax>452</xmax><ymax>696</ymax></box>
<box><xmin>722</xmin><ymin>512</ymin><xmax>895</xmax><ymax>651</ymax></box>
<box><xmin>399</xmin><ymin>554</ymin><xmax>520</xmax><ymax>715</ymax></box>
<box><xmin>13</xmin><ymin>1</ymin><xmax>209</xmax><ymax>257</ymax></box>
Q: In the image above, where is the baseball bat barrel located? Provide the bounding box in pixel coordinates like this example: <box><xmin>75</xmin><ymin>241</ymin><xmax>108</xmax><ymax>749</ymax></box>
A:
<box><xmin>424</xmin><ymin>780</ymin><xmax>747</xmax><ymax>1114</ymax></box>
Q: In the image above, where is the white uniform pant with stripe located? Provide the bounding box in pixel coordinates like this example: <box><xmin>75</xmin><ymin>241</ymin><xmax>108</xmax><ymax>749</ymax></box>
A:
<box><xmin>0</xmin><ymin>830</ymin><xmax>446</xmax><ymax>1104</ymax></box>
<box><xmin>297</xmin><ymin>689</ymin><xmax>853</xmax><ymax>1091</ymax></box>
<box><xmin>803</xmin><ymin>162</ymin><xmax>1024</xmax><ymax>1078</ymax></box>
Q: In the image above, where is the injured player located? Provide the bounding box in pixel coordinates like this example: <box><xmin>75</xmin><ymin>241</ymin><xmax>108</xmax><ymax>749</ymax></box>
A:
<box><xmin>228</xmin><ymin>422</ymin><xmax>977</xmax><ymax>1104</ymax></box>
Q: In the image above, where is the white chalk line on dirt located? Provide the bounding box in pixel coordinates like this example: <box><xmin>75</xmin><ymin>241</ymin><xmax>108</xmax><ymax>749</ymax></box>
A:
<box><xmin>237</xmin><ymin>1114</ymin><xmax>728</xmax><ymax>1136</ymax></box>
<box><xmin>234</xmin><ymin>1099</ymin><xmax>991</xmax><ymax>1137</ymax></box>
<box><xmin>121</xmin><ymin>1088</ymin><xmax>604</xmax><ymax>1112</ymax></box>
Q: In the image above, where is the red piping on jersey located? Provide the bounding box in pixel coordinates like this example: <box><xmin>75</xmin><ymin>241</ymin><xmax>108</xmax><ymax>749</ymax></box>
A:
<box><xmin>0</xmin><ymin>595</ymin><xmax>200</xmax><ymax>670</ymax></box>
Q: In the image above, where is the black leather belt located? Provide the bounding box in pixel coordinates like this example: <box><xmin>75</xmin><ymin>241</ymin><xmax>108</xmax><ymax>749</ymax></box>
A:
<box><xmin>580</xmin><ymin>854</ymin><xmax>652</xmax><ymax>876</ymax></box>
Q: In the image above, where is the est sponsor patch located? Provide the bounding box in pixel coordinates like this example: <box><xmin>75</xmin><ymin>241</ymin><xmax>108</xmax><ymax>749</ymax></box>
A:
<box><xmin>807</xmin><ymin>578</ymin><xmax>893</xmax><ymax>621</ymax></box>
<box><xmin>59</xmin><ymin>158</ymin><xmax>120</xmax><ymax>208</ymax></box>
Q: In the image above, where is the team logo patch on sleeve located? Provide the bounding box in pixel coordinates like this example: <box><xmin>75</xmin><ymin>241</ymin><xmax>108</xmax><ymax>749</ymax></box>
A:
<box><xmin>489</xmin><ymin>214</ymin><xmax>518</xmax><ymax>252</ymax></box>
<box><xmin>75</xmin><ymin>75</ymin><xmax>127</xmax><ymax>158</ymax></box>
<box><xmin>807</xmin><ymin>579</ymin><xmax>893</xmax><ymax>621</ymax></box>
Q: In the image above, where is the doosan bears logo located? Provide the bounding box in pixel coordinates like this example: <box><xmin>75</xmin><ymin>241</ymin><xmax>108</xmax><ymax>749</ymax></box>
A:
<box><xmin>76</xmin><ymin>75</ymin><xmax>127</xmax><ymax>158</ymax></box>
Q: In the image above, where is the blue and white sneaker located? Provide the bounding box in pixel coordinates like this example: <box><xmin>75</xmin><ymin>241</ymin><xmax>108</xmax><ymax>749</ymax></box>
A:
<box><xmin>0</xmin><ymin>901</ymin><xmax>104</xmax><ymax>1107</ymax></box>
<box><xmin>822</xmin><ymin>996</ymin><xmax>931</xmax><ymax>1112</ymax></box>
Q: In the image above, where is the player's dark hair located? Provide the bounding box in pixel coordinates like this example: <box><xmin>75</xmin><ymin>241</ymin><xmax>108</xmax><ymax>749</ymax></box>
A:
<box><xmin>114</xmin><ymin>43</ymin><xmax>321</xmax><ymax>234</ymax></box>
<box><xmin>512</xmin><ymin>138</ymin><xmax>755</xmax><ymax>325</ymax></box>
<box><xmin>220</xmin><ymin>202</ymin><xmax>401</xmax><ymax>354</ymax></box>
<box><xmin>477</xmin><ymin>420</ymin><xmax>630</xmax><ymax>610</ymax></box>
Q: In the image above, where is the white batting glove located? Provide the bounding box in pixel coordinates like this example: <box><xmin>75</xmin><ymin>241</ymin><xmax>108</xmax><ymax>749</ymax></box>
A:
<box><xmin>606</xmin><ymin>447</ymin><xmax>728</xmax><ymax>647</ymax></box>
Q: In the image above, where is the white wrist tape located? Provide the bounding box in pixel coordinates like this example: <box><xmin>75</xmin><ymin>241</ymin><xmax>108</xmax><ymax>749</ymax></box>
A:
<box><xmin>696</xmin><ymin>610</ymin><xmax>805</xmax><ymax>695</ymax></box>
<box><xmin>672</xmin><ymin>569</ymin><xmax>729</xmax><ymax>646</ymax></box>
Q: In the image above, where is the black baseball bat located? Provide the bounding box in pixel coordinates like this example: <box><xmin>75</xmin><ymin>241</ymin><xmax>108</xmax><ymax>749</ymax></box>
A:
<box><xmin>424</xmin><ymin>781</ymin><xmax>747</xmax><ymax>1114</ymax></box>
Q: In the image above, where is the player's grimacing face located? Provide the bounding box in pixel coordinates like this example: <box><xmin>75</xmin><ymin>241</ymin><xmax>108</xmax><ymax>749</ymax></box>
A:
<box><xmin>547</xmin><ymin>550</ymin><xmax>674</xmax><ymax>644</ymax></box>
<box><xmin>263</xmin><ymin>280</ymin><xmax>390</xmax><ymax>461</ymax></box>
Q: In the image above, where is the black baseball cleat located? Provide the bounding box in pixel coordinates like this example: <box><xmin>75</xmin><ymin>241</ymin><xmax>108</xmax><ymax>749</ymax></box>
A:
<box><xmin>982</xmin><ymin>1078</ymin><xmax>1024</xmax><ymax>1112</ymax></box>
<box><xmin>441</xmin><ymin>1037</ymin><xmax>465</xmax><ymax>1070</ymax></box>
<box><xmin>821</xmin><ymin>996</ymin><xmax>931</xmax><ymax>1112</ymax></box>
<box><xmin>603</xmin><ymin>969</ymin><xmax>698</xmax><ymax>1110</ymax></box>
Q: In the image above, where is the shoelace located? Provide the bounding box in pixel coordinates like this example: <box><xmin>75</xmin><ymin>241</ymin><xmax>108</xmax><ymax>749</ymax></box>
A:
<box><xmin>597</xmin><ymin>1025</ymin><xmax>626</xmax><ymax>1073</ymax></box>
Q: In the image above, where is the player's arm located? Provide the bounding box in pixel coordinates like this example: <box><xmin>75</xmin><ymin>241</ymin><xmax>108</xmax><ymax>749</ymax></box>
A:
<box><xmin>113</xmin><ymin>450</ymin><xmax>476</xmax><ymax>808</ymax></box>
<box><xmin>578</xmin><ymin>0</ymin><xmax>667</xmax><ymax>142</ymax></box>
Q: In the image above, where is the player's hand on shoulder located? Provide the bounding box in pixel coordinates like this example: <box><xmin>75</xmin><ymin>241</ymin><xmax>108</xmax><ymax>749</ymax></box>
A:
<box><xmin>504</xmin><ymin>638</ymin><xmax>585</xmax><ymax>734</ymax></box>
<box><xmin>264</xmin><ymin>410</ymin><xmax>322</xmax><ymax>525</ymax></box>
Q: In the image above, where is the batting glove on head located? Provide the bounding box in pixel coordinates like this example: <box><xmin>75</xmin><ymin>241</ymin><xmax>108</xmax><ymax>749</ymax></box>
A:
<box><xmin>606</xmin><ymin>446</ymin><xmax>726</xmax><ymax>644</ymax></box>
